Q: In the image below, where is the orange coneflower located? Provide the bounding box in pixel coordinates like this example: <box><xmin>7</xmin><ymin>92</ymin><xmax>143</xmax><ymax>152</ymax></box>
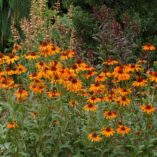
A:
<box><xmin>101</xmin><ymin>127</ymin><xmax>115</xmax><ymax>137</ymax></box>
<box><xmin>95</xmin><ymin>73</ymin><xmax>106</xmax><ymax>82</ymax></box>
<box><xmin>140</xmin><ymin>104</ymin><xmax>156</xmax><ymax>114</ymax></box>
<box><xmin>103</xmin><ymin>111</ymin><xmax>118</xmax><ymax>119</ymax></box>
<box><xmin>104</xmin><ymin>95</ymin><xmax>114</xmax><ymax>102</ymax></box>
<box><xmin>46</xmin><ymin>61</ymin><xmax>62</xmax><ymax>78</ymax></box>
<box><xmin>70</xmin><ymin>64</ymin><xmax>79</xmax><ymax>73</ymax></box>
<box><xmin>102</xmin><ymin>69</ymin><xmax>111</xmax><ymax>77</ymax></box>
<box><xmin>0</xmin><ymin>70</ymin><xmax>4</xmax><ymax>76</ymax></box>
<box><xmin>50</xmin><ymin>74</ymin><xmax>63</xmax><ymax>84</ymax></box>
<box><xmin>142</xmin><ymin>44</ymin><xmax>156</xmax><ymax>51</ymax></box>
<box><xmin>59</xmin><ymin>67</ymin><xmax>75</xmax><ymax>79</ymax></box>
<box><xmin>31</xmin><ymin>112</ymin><xmax>39</xmax><ymax>118</ymax></box>
<box><xmin>137</xmin><ymin>59</ymin><xmax>147</xmax><ymax>65</ymax></box>
<box><xmin>0</xmin><ymin>77</ymin><xmax>15</xmax><ymax>89</ymax></box>
<box><xmin>25</xmin><ymin>52</ymin><xmax>39</xmax><ymax>60</ymax></box>
<box><xmin>3</xmin><ymin>67</ymin><xmax>15</xmax><ymax>76</ymax></box>
<box><xmin>15</xmin><ymin>64</ymin><xmax>27</xmax><ymax>75</ymax></box>
<box><xmin>85</xmin><ymin>70</ymin><xmax>97</xmax><ymax>79</ymax></box>
<box><xmin>116</xmin><ymin>96</ymin><xmax>131</xmax><ymax>106</ymax></box>
<box><xmin>38</xmin><ymin>66</ymin><xmax>49</xmax><ymax>79</ymax></box>
<box><xmin>37</xmin><ymin>84</ymin><xmax>45</xmax><ymax>94</ymax></box>
<box><xmin>84</xmin><ymin>103</ymin><xmax>98</xmax><ymax>112</ymax></box>
<box><xmin>39</xmin><ymin>41</ymin><xmax>48</xmax><ymax>50</ymax></box>
<box><xmin>132</xmin><ymin>77</ymin><xmax>147</xmax><ymax>87</ymax></box>
<box><xmin>14</xmin><ymin>88</ymin><xmax>28</xmax><ymax>101</ymax></box>
<box><xmin>116</xmin><ymin>87</ymin><xmax>131</xmax><ymax>96</ymax></box>
<box><xmin>89</xmin><ymin>82</ymin><xmax>105</xmax><ymax>92</ymax></box>
<box><xmin>48</xmin><ymin>44</ymin><xmax>60</xmax><ymax>56</ymax></box>
<box><xmin>29</xmin><ymin>73</ymin><xmax>41</xmax><ymax>80</ymax></box>
<box><xmin>84</xmin><ymin>65</ymin><xmax>95</xmax><ymax>71</ymax></box>
<box><xmin>0</xmin><ymin>53</ymin><xmax>5</xmax><ymax>64</ymax></box>
<box><xmin>93</xmin><ymin>89</ymin><xmax>106</xmax><ymax>95</ymax></box>
<box><xmin>7</xmin><ymin>122</ymin><xmax>17</xmax><ymax>129</ymax></box>
<box><xmin>60</xmin><ymin>50</ymin><xmax>75</xmax><ymax>60</ymax></box>
<box><xmin>87</xmin><ymin>95</ymin><xmax>101</xmax><ymax>104</ymax></box>
<box><xmin>5</xmin><ymin>53</ymin><xmax>19</xmax><ymax>64</ymax></box>
<box><xmin>125</xmin><ymin>64</ymin><xmax>142</xmax><ymax>73</ymax></box>
<box><xmin>47</xmin><ymin>90</ymin><xmax>61</xmax><ymax>99</ymax></box>
<box><xmin>75</xmin><ymin>59</ymin><xmax>89</xmax><ymax>71</ymax></box>
<box><xmin>30</xmin><ymin>82</ymin><xmax>45</xmax><ymax>94</ymax></box>
<box><xmin>148</xmin><ymin>71</ymin><xmax>157</xmax><ymax>83</ymax></box>
<box><xmin>113</xmin><ymin>66</ymin><xmax>130</xmax><ymax>81</ymax></box>
<box><xmin>52</xmin><ymin>120</ymin><xmax>60</xmax><ymax>126</ymax></box>
<box><xmin>12</xmin><ymin>44</ymin><xmax>21</xmax><ymax>53</ymax></box>
<box><xmin>103</xmin><ymin>59</ymin><xmax>119</xmax><ymax>65</ymax></box>
<box><xmin>88</xmin><ymin>132</ymin><xmax>102</xmax><ymax>142</ymax></box>
<box><xmin>70</xmin><ymin>63</ymin><xmax>86</xmax><ymax>73</ymax></box>
<box><xmin>78</xmin><ymin>89</ymin><xmax>89</xmax><ymax>97</ymax></box>
<box><xmin>65</xmin><ymin>76</ymin><xmax>83</xmax><ymax>92</ymax></box>
<box><xmin>36</xmin><ymin>61</ymin><xmax>47</xmax><ymax>70</ymax></box>
<box><xmin>39</xmin><ymin>42</ymin><xmax>59</xmax><ymax>57</ymax></box>
<box><xmin>117</xmin><ymin>125</ymin><xmax>131</xmax><ymax>135</ymax></box>
<box><xmin>69</xmin><ymin>99</ymin><xmax>78</xmax><ymax>108</ymax></box>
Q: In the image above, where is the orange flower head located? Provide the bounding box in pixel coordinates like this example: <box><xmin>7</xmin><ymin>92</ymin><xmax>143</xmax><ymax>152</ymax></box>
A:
<box><xmin>103</xmin><ymin>59</ymin><xmax>119</xmax><ymax>65</ymax></box>
<box><xmin>116</xmin><ymin>87</ymin><xmax>131</xmax><ymax>96</ymax></box>
<box><xmin>116</xmin><ymin>96</ymin><xmax>131</xmax><ymax>106</ymax></box>
<box><xmin>36</xmin><ymin>61</ymin><xmax>47</xmax><ymax>70</ymax></box>
<box><xmin>12</xmin><ymin>44</ymin><xmax>21</xmax><ymax>53</ymax></box>
<box><xmin>125</xmin><ymin>64</ymin><xmax>142</xmax><ymax>73</ymax></box>
<box><xmin>7</xmin><ymin>122</ymin><xmax>17</xmax><ymax>129</ymax></box>
<box><xmin>142</xmin><ymin>44</ymin><xmax>156</xmax><ymax>51</ymax></box>
<box><xmin>132</xmin><ymin>77</ymin><xmax>147</xmax><ymax>87</ymax></box>
<box><xmin>113</xmin><ymin>66</ymin><xmax>130</xmax><ymax>81</ymax></box>
<box><xmin>15</xmin><ymin>64</ymin><xmax>27</xmax><ymax>75</ymax></box>
<box><xmin>101</xmin><ymin>127</ymin><xmax>115</xmax><ymax>137</ymax></box>
<box><xmin>103</xmin><ymin>111</ymin><xmax>118</xmax><ymax>119</ymax></box>
<box><xmin>29</xmin><ymin>73</ymin><xmax>41</xmax><ymax>80</ymax></box>
<box><xmin>0</xmin><ymin>77</ymin><xmax>15</xmax><ymax>89</ymax></box>
<box><xmin>65</xmin><ymin>76</ymin><xmax>83</xmax><ymax>92</ymax></box>
<box><xmin>85</xmin><ymin>70</ymin><xmax>97</xmax><ymax>79</ymax></box>
<box><xmin>5</xmin><ymin>53</ymin><xmax>19</xmax><ymax>64</ymax></box>
<box><xmin>47</xmin><ymin>90</ymin><xmax>61</xmax><ymax>99</ymax></box>
<box><xmin>89</xmin><ymin>82</ymin><xmax>105</xmax><ymax>93</ymax></box>
<box><xmin>0</xmin><ymin>53</ymin><xmax>5</xmax><ymax>64</ymax></box>
<box><xmin>88</xmin><ymin>132</ymin><xmax>102</xmax><ymax>142</ymax></box>
<box><xmin>117</xmin><ymin>125</ymin><xmax>131</xmax><ymax>135</ymax></box>
<box><xmin>14</xmin><ymin>88</ymin><xmax>28</xmax><ymax>101</ymax></box>
<box><xmin>95</xmin><ymin>73</ymin><xmax>106</xmax><ymax>82</ymax></box>
<box><xmin>87</xmin><ymin>95</ymin><xmax>101</xmax><ymax>104</ymax></box>
<box><xmin>3</xmin><ymin>66</ymin><xmax>15</xmax><ymax>76</ymax></box>
<box><xmin>25</xmin><ymin>52</ymin><xmax>39</xmax><ymax>60</ymax></box>
<box><xmin>69</xmin><ymin>99</ymin><xmax>78</xmax><ymax>108</ymax></box>
<box><xmin>84</xmin><ymin>103</ymin><xmax>98</xmax><ymax>112</ymax></box>
<box><xmin>148</xmin><ymin>71</ymin><xmax>157</xmax><ymax>83</ymax></box>
<box><xmin>60</xmin><ymin>50</ymin><xmax>75</xmax><ymax>60</ymax></box>
<box><xmin>140</xmin><ymin>104</ymin><xmax>156</xmax><ymax>114</ymax></box>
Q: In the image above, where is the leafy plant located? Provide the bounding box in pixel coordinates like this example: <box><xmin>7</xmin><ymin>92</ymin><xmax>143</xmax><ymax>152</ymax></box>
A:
<box><xmin>0</xmin><ymin>0</ymin><xmax>31</xmax><ymax>51</ymax></box>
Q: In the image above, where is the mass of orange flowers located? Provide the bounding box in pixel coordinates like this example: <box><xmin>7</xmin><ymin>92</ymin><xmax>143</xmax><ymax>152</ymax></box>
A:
<box><xmin>0</xmin><ymin>42</ymin><xmax>157</xmax><ymax>143</ymax></box>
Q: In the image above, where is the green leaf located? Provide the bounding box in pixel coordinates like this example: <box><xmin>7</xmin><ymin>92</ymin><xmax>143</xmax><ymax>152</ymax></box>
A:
<box><xmin>0</xmin><ymin>0</ymin><xmax>3</xmax><ymax>10</ymax></box>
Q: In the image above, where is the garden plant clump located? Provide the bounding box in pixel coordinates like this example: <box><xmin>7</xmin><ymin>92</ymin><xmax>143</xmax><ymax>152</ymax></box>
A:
<box><xmin>0</xmin><ymin>41</ymin><xmax>157</xmax><ymax>156</ymax></box>
<box><xmin>1</xmin><ymin>0</ymin><xmax>157</xmax><ymax>156</ymax></box>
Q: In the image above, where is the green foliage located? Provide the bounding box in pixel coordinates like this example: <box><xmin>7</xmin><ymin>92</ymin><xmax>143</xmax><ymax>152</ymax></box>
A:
<box><xmin>0</xmin><ymin>0</ymin><xmax>31</xmax><ymax>50</ymax></box>
<box><xmin>60</xmin><ymin>0</ymin><xmax>157</xmax><ymax>63</ymax></box>
<box><xmin>72</xmin><ymin>6</ymin><xmax>98</xmax><ymax>49</ymax></box>
<box><xmin>51</xmin><ymin>14</ymin><xmax>74</xmax><ymax>48</ymax></box>
<box><xmin>105</xmin><ymin>0</ymin><xmax>157</xmax><ymax>41</ymax></box>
